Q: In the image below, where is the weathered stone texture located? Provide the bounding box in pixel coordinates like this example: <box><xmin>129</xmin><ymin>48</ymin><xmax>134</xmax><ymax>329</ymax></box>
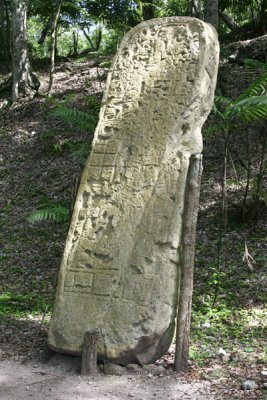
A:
<box><xmin>48</xmin><ymin>17</ymin><xmax>219</xmax><ymax>364</ymax></box>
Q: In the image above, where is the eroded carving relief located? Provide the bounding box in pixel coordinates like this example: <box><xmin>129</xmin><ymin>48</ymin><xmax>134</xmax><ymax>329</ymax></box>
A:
<box><xmin>48</xmin><ymin>17</ymin><xmax>219</xmax><ymax>364</ymax></box>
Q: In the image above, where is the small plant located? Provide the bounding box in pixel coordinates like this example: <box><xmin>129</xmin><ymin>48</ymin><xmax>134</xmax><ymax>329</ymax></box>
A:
<box><xmin>48</xmin><ymin>94</ymin><xmax>100</xmax><ymax>131</ymax></box>
<box><xmin>27</xmin><ymin>196</ymin><xmax>69</xmax><ymax>224</ymax></box>
<box><xmin>212</xmin><ymin>59</ymin><xmax>267</xmax><ymax>226</ymax></box>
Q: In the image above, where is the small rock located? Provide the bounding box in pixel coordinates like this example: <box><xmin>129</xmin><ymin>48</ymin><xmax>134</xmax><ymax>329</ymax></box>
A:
<box><xmin>126</xmin><ymin>364</ymin><xmax>141</xmax><ymax>371</ymax></box>
<box><xmin>217</xmin><ymin>348</ymin><xmax>227</xmax><ymax>357</ymax></box>
<box><xmin>221</xmin><ymin>354</ymin><xmax>230</xmax><ymax>363</ymax></box>
<box><xmin>216</xmin><ymin>348</ymin><xmax>230</xmax><ymax>363</ymax></box>
<box><xmin>261</xmin><ymin>369</ymin><xmax>267</xmax><ymax>377</ymax></box>
<box><xmin>203</xmin><ymin>367</ymin><xmax>229</xmax><ymax>381</ymax></box>
<box><xmin>143</xmin><ymin>364</ymin><xmax>166</xmax><ymax>375</ymax></box>
<box><xmin>202</xmin><ymin>322</ymin><xmax>211</xmax><ymax>328</ymax></box>
<box><xmin>103</xmin><ymin>362</ymin><xmax>124</xmax><ymax>376</ymax></box>
<box><xmin>242</xmin><ymin>380</ymin><xmax>258</xmax><ymax>390</ymax></box>
<box><xmin>0</xmin><ymin>99</ymin><xmax>9</xmax><ymax>109</ymax></box>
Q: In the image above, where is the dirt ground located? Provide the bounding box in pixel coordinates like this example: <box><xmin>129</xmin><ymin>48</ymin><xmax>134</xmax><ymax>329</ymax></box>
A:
<box><xmin>0</xmin><ymin>355</ymin><xmax>216</xmax><ymax>400</ymax></box>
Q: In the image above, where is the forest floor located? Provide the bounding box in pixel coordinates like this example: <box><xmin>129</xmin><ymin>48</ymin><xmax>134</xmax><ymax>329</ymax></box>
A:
<box><xmin>0</xmin><ymin>56</ymin><xmax>266</xmax><ymax>399</ymax></box>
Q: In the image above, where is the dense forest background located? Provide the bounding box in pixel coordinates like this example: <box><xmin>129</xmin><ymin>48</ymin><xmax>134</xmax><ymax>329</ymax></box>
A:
<box><xmin>0</xmin><ymin>1</ymin><xmax>266</xmax><ymax>399</ymax></box>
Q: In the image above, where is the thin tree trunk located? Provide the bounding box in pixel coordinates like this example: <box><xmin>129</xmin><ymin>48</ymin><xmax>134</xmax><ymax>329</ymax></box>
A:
<box><xmin>252</xmin><ymin>131</ymin><xmax>266</xmax><ymax>219</ymax></box>
<box><xmin>192</xmin><ymin>0</ymin><xmax>203</xmax><ymax>19</ymax></box>
<box><xmin>204</xmin><ymin>0</ymin><xmax>219</xmax><ymax>29</ymax></box>
<box><xmin>82</xmin><ymin>26</ymin><xmax>96</xmax><ymax>51</ymax></box>
<box><xmin>48</xmin><ymin>0</ymin><xmax>62</xmax><ymax>95</ymax></box>
<box><xmin>38</xmin><ymin>15</ymin><xmax>53</xmax><ymax>45</ymax></box>
<box><xmin>174</xmin><ymin>154</ymin><xmax>203</xmax><ymax>372</ymax></box>
<box><xmin>5</xmin><ymin>2</ymin><xmax>12</xmax><ymax>60</ymax></box>
<box><xmin>141</xmin><ymin>0</ymin><xmax>155</xmax><ymax>20</ymax></box>
<box><xmin>242</xmin><ymin>128</ymin><xmax>251</xmax><ymax>218</ymax></box>
<box><xmin>11</xmin><ymin>0</ymin><xmax>39</xmax><ymax>102</ymax></box>
<box><xmin>95</xmin><ymin>27</ymin><xmax>102</xmax><ymax>52</ymax></box>
<box><xmin>219</xmin><ymin>11</ymin><xmax>236</xmax><ymax>31</ymax></box>
<box><xmin>73</xmin><ymin>30</ymin><xmax>78</xmax><ymax>57</ymax></box>
<box><xmin>222</xmin><ymin>129</ymin><xmax>229</xmax><ymax>233</ymax></box>
<box><xmin>0</xmin><ymin>1</ymin><xmax>8</xmax><ymax>60</ymax></box>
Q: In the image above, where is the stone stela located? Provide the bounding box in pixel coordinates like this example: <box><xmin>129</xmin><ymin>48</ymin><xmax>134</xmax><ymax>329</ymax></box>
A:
<box><xmin>48</xmin><ymin>17</ymin><xmax>219</xmax><ymax>365</ymax></box>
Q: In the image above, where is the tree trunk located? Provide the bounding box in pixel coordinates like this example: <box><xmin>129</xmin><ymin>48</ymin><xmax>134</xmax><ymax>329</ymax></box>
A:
<box><xmin>192</xmin><ymin>0</ymin><xmax>203</xmax><ymax>19</ymax></box>
<box><xmin>204</xmin><ymin>0</ymin><xmax>218</xmax><ymax>29</ymax></box>
<box><xmin>258</xmin><ymin>0</ymin><xmax>267</xmax><ymax>35</ymax></box>
<box><xmin>95</xmin><ymin>27</ymin><xmax>102</xmax><ymax>52</ymax></box>
<box><xmin>0</xmin><ymin>0</ymin><xmax>8</xmax><ymax>60</ymax></box>
<box><xmin>219</xmin><ymin>10</ymin><xmax>236</xmax><ymax>31</ymax></box>
<box><xmin>11</xmin><ymin>0</ymin><xmax>39</xmax><ymax>102</ymax></box>
<box><xmin>48</xmin><ymin>0</ymin><xmax>62</xmax><ymax>95</ymax></box>
<box><xmin>174</xmin><ymin>154</ymin><xmax>203</xmax><ymax>372</ymax></box>
<box><xmin>73</xmin><ymin>30</ymin><xmax>78</xmax><ymax>57</ymax></box>
<box><xmin>82</xmin><ymin>27</ymin><xmax>97</xmax><ymax>51</ymax></box>
<box><xmin>141</xmin><ymin>0</ymin><xmax>155</xmax><ymax>20</ymax></box>
<box><xmin>5</xmin><ymin>1</ymin><xmax>12</xmax><ymax>60</ymax></box>
<box><xmin>38</xmin><ymin>15</ymin><xmax>54</xmax><ymax>45</ymax></box>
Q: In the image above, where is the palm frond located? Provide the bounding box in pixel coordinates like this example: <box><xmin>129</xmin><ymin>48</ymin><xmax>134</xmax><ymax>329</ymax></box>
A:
<box><xmin>227</xmin><ymin>95</ymin><xmax>267</xmax><ymax>122</ymax></box>
<box><xmin>27</xmin><ymin>206</ymin><xmax>69</xmax><ymax>224</ymax></box>
<box><xmin>235</xmin><ymin>72</ymin><xmax>267</xmax><ymax>103</ymax></box>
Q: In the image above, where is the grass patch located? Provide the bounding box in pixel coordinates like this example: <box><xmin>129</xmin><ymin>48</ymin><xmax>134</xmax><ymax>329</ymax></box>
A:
<box><xmin>0</xmin><ymin>292</ymin><xmax>52</xmax><ymax>319</ymax></box>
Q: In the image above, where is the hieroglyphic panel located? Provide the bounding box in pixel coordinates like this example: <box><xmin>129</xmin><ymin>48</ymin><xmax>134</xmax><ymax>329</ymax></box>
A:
<box><xmin>49</xmin><ymin>17</ymin><xmax>219</xmax><ymax>364</ymax></box>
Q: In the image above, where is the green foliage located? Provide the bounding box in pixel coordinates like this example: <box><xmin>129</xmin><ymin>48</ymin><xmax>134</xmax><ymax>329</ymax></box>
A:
<box><xmin>214</xmin><ymin>60</ymin><xmax>267</xmax><ymax>123</ymax></box>
<box><xmin>83</xmin><ymin>0</ymin><xmax>141</xmax><ymax>30</ymax></box>
<box><xmin>156</xmin><ymin>0</ymin><xmax>189</xmax><ymax>17</ymax></box>
<box><xmin>227</xmin><ymin>95</ymin><xmax>267</xmax><ymax>122</ymax></box>
<box><xmin>27</xmin><ymin>196</ymin><xmax>69</xmax><ymax>224</ymax></box>
<box><xmin>0</xmin><ymin>292</ymin><xmax>50</xmax><ymax>318</ymax></box>
<box><xmin>49</xmin><ymin>94</ymin><xmax>100</xmax><ymax>131</ymax></box>
<box><xmin>27</xmin><ymin>17</ymin><xmax>45</xmax><ymax>58</ymax></box>
<box><xmin>71</xmin><ymin>140</ymin><xmax>92</xmax><ymax>165</ymax></box>
<box><xmin>51</xmin><ymin>106</ymin><xmax>97</xmax><ymax>130</ymax></box>
<box><xmin>98</xmin><ymin>29</ymin><xmax>121</xmax><ymax>55</ymax></box>
<box><xmin>40</xmin><ymin>129</ymin><xmax>75</xmax><ymax>154</ymax></box>
<box><xmin>236</xmin><ymin>66</ymin><xmax>267</xmax><ymax>102</ymax></box>
<box><xmin>27</xmin><ymin>206</ymin><xmax>69</xmax><ymax>223</ymax></box>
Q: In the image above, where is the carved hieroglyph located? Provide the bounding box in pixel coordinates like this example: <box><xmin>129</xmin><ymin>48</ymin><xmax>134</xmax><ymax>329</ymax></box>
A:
<box><xmin>48</xmin><ymin>17</ymin><xmax>219</xmax><ymax>364</ymax></box>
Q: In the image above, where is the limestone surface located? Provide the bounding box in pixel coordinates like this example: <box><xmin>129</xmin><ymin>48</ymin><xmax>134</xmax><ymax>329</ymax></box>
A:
<box><xmin>48</xmin><ymin>17</ymin><xmax>219</xmax><ymax>364</ymax></box>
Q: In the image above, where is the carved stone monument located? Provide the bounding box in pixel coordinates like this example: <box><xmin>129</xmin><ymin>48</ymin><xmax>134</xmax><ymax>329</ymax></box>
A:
<box><xmin>48</xmin><ymin>17</ymin><xmax>219</xmax><ymax>364</ymax></box>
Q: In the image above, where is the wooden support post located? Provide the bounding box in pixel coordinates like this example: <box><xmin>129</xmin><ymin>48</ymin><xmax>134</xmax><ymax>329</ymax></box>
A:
<box><xmin>81</xmin><ymin>330</ymin><xmax>99</xmax><ymax>375</ymax></box>
<box><xmin>174</xmin><ymin>154</ymin><xmax>203</xmax><ymax>372</ymax></box>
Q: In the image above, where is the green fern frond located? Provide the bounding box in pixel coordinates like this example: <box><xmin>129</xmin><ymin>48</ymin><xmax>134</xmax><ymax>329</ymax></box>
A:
<box><xmin>85</xmin><ymin>95</ymin><xmax>101</xmax><ymax>115</ymax></box>
<box><xmin>51</xmin><ymin>106</ymin><xmax>97</xmax><ymax>130</ymax></box>
<box><xmin>227</xmin><ymin>95</ymin><xmax>267</xmax><ymax>122</ymax></box>
<box><xmin>243</xmin><ymin>59</ymin><xmax>267</xmax><ymax>72</ymax></box>
<box><xmin>235</xmin><ymin>72</ymin><xmax>267</xmax><ymax>103</ymax></box>
<box><xmin>27</xmin><ymin>206</ymin><xmax>69</xmax><ymax>224</ymax></box>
